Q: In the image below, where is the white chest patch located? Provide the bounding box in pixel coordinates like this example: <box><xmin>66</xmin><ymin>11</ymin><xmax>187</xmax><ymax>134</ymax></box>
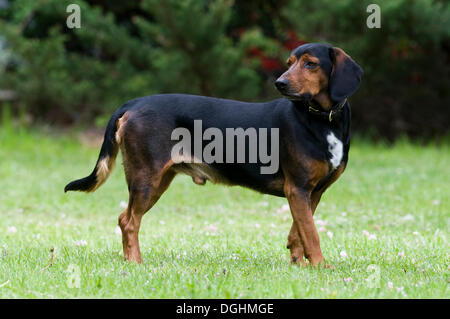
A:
<box><xmin>326</xmin><ymin>132</ymin><xmax>343</xmax><ymax>169</ymax></box>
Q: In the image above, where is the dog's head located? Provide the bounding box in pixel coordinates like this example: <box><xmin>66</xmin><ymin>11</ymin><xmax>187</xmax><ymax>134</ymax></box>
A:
<box><xmin>275</xmin><ymin>43</ymin><xmax>363</xmax><ymax>108</ymax></box>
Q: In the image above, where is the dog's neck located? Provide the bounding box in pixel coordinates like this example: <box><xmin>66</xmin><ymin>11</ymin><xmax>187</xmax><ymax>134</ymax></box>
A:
<box><xmin>311</xmin><ymin>90</ymin><xmax>332</xmax><ymax>111</ymax></box>
<box><xmin>292</xmin><ymin>91</ymin><xmax>347</xmax><ymax>123</ymax></box>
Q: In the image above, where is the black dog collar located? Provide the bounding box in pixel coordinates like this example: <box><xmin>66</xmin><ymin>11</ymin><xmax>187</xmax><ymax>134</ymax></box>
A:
<box><xmin>308</xmin><ymin>98</ymin><xmax>347</xmax><ymax>122</ymax></box>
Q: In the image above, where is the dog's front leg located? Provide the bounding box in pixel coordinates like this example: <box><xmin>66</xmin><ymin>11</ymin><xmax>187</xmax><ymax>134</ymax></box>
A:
<box><xmin>284</xmin><ymin>182</ymin><xmax>324</xmax><ymax>267</ymax></box>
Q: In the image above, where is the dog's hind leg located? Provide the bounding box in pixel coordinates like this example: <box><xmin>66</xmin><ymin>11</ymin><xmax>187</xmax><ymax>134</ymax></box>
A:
<box><xmin>287</xmin><ymin>223</ymin><xmax>306</xmax><ymax>265</ymax></box>
<box><xmin>118</xmin><ymin>164</ymin><xmax>175</xmax><ymax>263</ymax></box>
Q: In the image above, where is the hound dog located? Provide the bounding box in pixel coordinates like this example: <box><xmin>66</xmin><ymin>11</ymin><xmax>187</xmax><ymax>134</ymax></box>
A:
<box><xmin>65</xmin><ymin>43</ymin><xmax>363</xmax><ymax>266</ymax></box>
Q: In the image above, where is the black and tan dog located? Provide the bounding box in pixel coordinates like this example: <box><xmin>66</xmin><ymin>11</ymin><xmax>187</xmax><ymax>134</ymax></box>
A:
<box><xmin>65</xmin><ymin>43</ymin><xmax>362</xmax><ymax>266</ymax></box>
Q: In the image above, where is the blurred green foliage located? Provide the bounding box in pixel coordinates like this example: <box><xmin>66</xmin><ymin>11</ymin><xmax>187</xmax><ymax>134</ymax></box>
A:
<box><xmin>284</xmin><ymin>0</ymin><xmax>450</xmax><ymax>139</ymax></box>
<box><xmin>0</xmin><ymin>0</ymin><xmax>449</xmax><ymax>139</ymax></box>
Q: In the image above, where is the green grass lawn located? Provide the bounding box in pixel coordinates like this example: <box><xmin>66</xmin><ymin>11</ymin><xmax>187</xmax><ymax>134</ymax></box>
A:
<box><xmin>0</xmin><ymin>125</ymin><xmax>448</xmax><ymax>298</ymax></box>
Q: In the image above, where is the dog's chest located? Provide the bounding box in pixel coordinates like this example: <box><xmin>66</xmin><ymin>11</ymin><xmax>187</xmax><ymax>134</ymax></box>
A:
<box><xmin>326</xmin><ymin>131</ymin><xmax>344</xmax><ymax>170</ymax></box>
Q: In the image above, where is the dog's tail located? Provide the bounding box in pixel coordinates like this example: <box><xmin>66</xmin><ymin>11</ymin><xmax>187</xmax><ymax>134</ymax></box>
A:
<box><xmin>64</xmin><ymin>106</ymin><xmax>130</xmax><ymax>193</ymax></box>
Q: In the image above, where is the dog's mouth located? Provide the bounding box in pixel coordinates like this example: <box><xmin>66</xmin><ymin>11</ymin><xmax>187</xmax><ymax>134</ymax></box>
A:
<box><xmin>280</xmin><ymin>92</ymin><xmax>311</xmax><ymax>102</ymax></box>
<box><xmin>282</xmin><ymin>93</ymin><xmax>302</xmax><ymax>100</ymax></box>
<box><xmin>275</xmin><ymin>81</ymin><xmax>311</xmax><ymax>102</ymax></box>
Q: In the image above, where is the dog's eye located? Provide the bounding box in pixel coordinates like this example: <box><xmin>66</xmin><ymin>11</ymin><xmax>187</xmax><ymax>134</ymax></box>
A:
<box><xmin>305</xmin><ymin>61</ymin><xmax>318</xmax><ymax>68</ymax></box>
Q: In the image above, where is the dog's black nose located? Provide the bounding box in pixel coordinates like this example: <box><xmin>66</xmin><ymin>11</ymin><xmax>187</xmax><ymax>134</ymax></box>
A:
<box><xmin>275</xmin><ymin>78</ymin><xmax>289</xmax><ymax>91</ymax></box>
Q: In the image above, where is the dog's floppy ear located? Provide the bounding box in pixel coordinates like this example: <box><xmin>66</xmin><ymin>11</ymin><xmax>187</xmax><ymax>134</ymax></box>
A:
<box><xmin>328</xmin><ymin>47</ymin><xmax>363</xmax><ymax>102</ymax></box>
